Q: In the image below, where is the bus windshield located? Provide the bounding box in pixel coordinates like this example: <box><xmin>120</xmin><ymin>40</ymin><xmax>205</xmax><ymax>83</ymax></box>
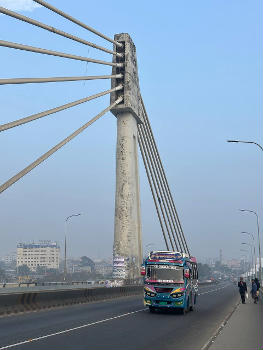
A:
<box><xmin>145</xmin><ymin>265</ymin><xmax>184</xmax><ymax>283</ymax></box>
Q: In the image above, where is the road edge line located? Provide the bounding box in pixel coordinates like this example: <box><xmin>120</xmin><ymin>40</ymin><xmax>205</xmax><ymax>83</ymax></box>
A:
<box><xmin>200</xmin><ymin>298</ymin><xmax>240</xmax><ymax>350</ymax></box>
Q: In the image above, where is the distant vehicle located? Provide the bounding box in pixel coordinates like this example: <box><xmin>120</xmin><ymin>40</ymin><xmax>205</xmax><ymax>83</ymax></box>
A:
<box><xmin>141</xmin><ymin>251</ymin><xmax>198</xmax><ymax>314</ymax></box>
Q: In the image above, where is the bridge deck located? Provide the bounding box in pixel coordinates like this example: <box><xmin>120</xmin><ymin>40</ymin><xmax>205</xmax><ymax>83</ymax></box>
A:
<box><xmin>0</xmin><ymin>282</ymin><xmax>243</xmax><ymax>350</ymax></box>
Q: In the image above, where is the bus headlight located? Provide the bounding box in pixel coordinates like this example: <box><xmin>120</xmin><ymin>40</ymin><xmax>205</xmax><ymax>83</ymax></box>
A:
<box><xmin>145</xmin><ymin>291</ymin><xmax>156</xmax><ymax>297</ymax></box>
<box><xmin>171</xmin><ymin>292</ymin><xmax>184</xmax><ymax>298</ymax></box>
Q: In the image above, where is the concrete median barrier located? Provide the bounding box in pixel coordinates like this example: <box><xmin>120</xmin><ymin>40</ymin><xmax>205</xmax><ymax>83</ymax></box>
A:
<box><xmin>0</xmin><ymin>286</ymin><xmax>143</xmax><ymax>316</ymax></box>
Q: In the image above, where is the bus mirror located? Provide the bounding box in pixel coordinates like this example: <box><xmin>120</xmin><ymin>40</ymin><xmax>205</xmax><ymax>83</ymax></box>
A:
<box><xmin>140</xmin><ymin>266</ymin><xmax>146</xmax><ymax>276</ymax></box>
<box><xmin>184</xmin><ymin>269</ymin><xmax>190</xmax><ymax>278</ymax></box>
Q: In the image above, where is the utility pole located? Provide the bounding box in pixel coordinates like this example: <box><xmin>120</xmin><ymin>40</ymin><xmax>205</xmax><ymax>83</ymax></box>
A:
<box><xmin>111</xmin><ymin>33</ymin><xmax>143</xmax><ymax>281</ymax></box>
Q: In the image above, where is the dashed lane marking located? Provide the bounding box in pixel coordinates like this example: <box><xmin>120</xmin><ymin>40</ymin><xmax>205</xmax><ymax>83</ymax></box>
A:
<box><xmin>198</xmin><ymin>284</ymin><xmax>229</xmax><ymax>296</ymax></box>
<box><xmin>0</xmin><ymin>308</ymin><xmax>146</xmax><ymax>350</ymax></box>
<box><xmin>0</xmin><ymin>283</ymin><xmax>231</xmax><ymax>349</ymax></box>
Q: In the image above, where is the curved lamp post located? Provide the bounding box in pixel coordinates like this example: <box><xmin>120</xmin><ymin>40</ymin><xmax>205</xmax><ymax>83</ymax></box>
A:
<box><xmin>240</xmin><ymin>249</ymin><xmax>250</xmax><ymax>278</ymax></box>
<box><xmin>227</xmin><ymin>139</ymin><xmax>262</xmax><ymax>283</ymax></box>
<box><xmin>241</xmin><ymin>242</ymin><xmax>254</xmax><ymax>277</ymax></box>
<box><xmin>241</xmin><ymin>232</ymin><xmax>257</xmax><ymax>278</ymax></box>
<box><xmin>227</xmin><ymin>140</ymin><xmax>263</xmax><ymax>152</ymax></box>
<box><xmin>64</xmin><ymin>213</ymin><xmax>82</xmax><ymax>281</ymax></box>
<box><xmin>239</xmin><ymin>209</ymin><xmax>262</xmax><ymax>283</ymax></box>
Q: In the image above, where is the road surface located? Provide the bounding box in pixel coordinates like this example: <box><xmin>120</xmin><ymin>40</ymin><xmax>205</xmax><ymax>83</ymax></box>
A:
<box><xmin>0</xmin><ymin>282</ymin><xmax>239</xmax><ymax>350</ymax></box>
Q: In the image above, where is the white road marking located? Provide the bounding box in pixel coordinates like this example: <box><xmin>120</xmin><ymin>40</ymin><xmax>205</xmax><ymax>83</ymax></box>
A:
<box><xmin>0</xmin><ymin>283</ymin><xmax>231</xmax><ymax>349</ymax></box>
<box><xmin>200</xmin><ymin>300</ymin><xmax>240</xmax><ymax>350</ymax></box>
<box><xmin>0</xmin><ymin>308</ymin><xmax>146</xmax><ymax>350</ymax></box>
<box><xmin>198</xmin><ymin>284</ymin><xmax>229</xmax><ymax>296</ymax></box>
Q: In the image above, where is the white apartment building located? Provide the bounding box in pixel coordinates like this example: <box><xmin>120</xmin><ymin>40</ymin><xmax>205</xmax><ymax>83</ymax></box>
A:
<box><xmin>16</xmin><ymin>241</ymin><xmax>60</xmax><ymax>271</ymax></box>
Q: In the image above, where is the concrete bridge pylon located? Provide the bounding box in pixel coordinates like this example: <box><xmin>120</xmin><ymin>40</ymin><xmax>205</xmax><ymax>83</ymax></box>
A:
<box><xmin>111</xmin><ymin>33</ymin><xmax>143</xmax><ymax>281</ymax></box>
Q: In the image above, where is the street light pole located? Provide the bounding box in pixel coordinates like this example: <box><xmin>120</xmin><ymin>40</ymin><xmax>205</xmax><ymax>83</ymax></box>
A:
<box><xmin>227</xmin><ymin>139</ymin><xmax>262</xmax><ymax>282</ymax></box>
<box><xmin>241</xmin><ymin>243</ymin><xmax>254</xmax><ymax>278</ymax></box>
<box><xmin>227</xmin><ymin>140</ymin><xmax>263</xmax><ymax>152</ymax></box>
<box><xmin>241</xmin><ymin>232</ymin><xmax>257</xmax><ymax>278</ymax></box>
<box><xmin>240</xmin><ymin>249</ymin><xmax>250</xmax><ymax>279</ymax></box>
<box><xmin>64</xmin><ymin>213</ymin><xmax>81</xmax><ymax>281</ymax></box>
<box><xmin>240</xmin><ymin>254</ymin><xmax>248</xmax><ymax>277</ymax></box>
<box><xmin>239</xmin><ymin>209</ymin><xmax>262</xmax><ymax>283</ymax></box>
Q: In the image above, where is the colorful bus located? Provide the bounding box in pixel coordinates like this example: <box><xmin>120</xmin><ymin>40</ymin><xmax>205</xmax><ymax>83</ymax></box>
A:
<box><xmin>141</xmin><ymin>251</ymin><xmax>198</xmax><ymax>314</ymax></box>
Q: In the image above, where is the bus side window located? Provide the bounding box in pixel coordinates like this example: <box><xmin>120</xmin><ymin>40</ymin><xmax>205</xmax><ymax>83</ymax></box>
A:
<box><xmin>191</xmin><ymin>263</ymin><xmax>195</xmax><ymax>279</ymax></box>
<box><xmin>146</xmin><ymin>267</ymin><xmax>151</xmax><ymax>278</ymax></box>
<box><xmin>193</xmin><ymin>264</ymin><xmax>197</xmax><ymax>280</ymax></box>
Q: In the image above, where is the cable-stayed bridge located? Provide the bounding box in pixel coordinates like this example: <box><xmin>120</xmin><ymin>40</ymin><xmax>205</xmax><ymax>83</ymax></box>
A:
<box><xmin>0</xmin><ymin>3</ymin><xmax>262</xmax><ymax>350</ymax></box>
<box><xmin>0</xmin><ymin>0</ymin><xmax>189</xmax><ymax>281</ymax></box>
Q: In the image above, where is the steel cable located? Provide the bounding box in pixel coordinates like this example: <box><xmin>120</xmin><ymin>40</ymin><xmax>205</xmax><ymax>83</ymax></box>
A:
<box><xmin>0</xmin><ymin>40</ymin><xmax>123</xmax><ymax>67</ymax></box>
<box><xmin>138</xmin><ymin>126</ymin><xmax>175</xmax><ymax>251</ymax></box>
<box><xmin>0</xmin><ymin>74</ymin><xmax>123</xmax><ymax>86</ymax></box>
<box><xmin>138</xmin><ymin>134</ymin><xmax>169</xmax><ymax>251</ymax></box>
<box><xmin>0</xmin><ymin>85</ymin><xmax>123</xmax><ymax>132</ymax></box>
<box><xmin>33</xmin><ymin>0</ymin><xmax>122</xmax><ymax>48</ymax></box>
<box><xmin>139</xmin><ymin>122</ymin><xmax>179</xmax><ymax>251</ymax></box>
<box><xmin>0</xmin><ymin>7</ymin><xmax>122</xmax><ymax>57</ymax></box>
<box><xmin>0</xmin><ymin>96</ymin><xmax>123</xmax><ymax>194</ymax></box>
<box><xmin>140</xmin><ymin>97</ymin><xmax>190</xmax><ymax>255</ymax></box>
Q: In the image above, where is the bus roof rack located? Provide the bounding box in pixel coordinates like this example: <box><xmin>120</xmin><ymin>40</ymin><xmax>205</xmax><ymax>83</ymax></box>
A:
<box><xmin>149</xmin><ymin>251</ymin><xmax>190</xmax><ymax>258</ymax></box>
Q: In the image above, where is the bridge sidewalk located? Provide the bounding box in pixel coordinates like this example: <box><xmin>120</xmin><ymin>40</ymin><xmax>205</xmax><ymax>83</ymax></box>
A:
<box><xmin>208</xmin><ymin>296</ymin><xmax>263</xmax><ymax>350</ymax></box>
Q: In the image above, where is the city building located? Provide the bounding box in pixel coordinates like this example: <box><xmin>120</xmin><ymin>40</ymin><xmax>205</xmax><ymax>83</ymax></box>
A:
<box><xmin>94</xmin><ymin>259</ymin><xmax>113</xmax><ymax>277</ymax></box>
<box><xmin>16</xmin><ymin>241</ymin><xmax>60</xmax><ymax>271</ymax></box>
<box><xmin>0</xmin><ymin>251</ymin><xmax>16</xmax><ymax>265</ymax></box>
<box><xmin>226</xmin><ymin>259</ymin><xmax>241</xmax><ymax>269</ymax></box>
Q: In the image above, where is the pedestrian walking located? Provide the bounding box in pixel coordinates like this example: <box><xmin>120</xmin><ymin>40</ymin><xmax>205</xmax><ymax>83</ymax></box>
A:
<box><xmin>251</xmin><ymin>279</ymin><xmax>258</xmax><ymax>304</ymax></box>
<box><xmin>254</xmin><ymin>277</ymin><xmax>260</xmax><ymax>291</ymax></box>
<box><xmin>238</xmin><ymin>277</ymin><xmax>247</xmax><ymax>304</ymax></box>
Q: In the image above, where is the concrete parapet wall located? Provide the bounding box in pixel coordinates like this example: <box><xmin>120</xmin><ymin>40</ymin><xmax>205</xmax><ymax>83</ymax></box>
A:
<box><xmin>0</xmin><ymin>286</ymin><xmax>143</xmax><ymax>316</ymax></box>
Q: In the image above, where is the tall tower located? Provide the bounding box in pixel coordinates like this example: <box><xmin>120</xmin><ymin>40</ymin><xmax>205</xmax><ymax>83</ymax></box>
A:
<box><xmin>110</xmin><ymin>33</ymin><xmax>143</xmax><ymax>281</ymax></box>
<box><xmin>219</xmin><ymin>249</ymin><xmax>223</xmax><ymax>265</ymax></box>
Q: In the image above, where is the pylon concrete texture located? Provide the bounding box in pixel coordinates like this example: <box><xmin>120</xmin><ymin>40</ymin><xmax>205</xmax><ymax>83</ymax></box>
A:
<box><xmin>111</xmin><ymin>33</ymin><xmax>143</xmax><ymax>280</ymax></box>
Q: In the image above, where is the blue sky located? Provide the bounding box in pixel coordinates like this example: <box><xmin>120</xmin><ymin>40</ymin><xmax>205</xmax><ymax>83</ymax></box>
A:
<box><xmin>0</xmin><ymin>0</ymin><xmax>261</xmax><ymax>262</ymax></box>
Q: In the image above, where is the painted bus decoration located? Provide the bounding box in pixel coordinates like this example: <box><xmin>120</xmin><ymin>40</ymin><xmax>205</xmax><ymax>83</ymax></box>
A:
<box><xmin>141</xmin><ymin>251</ymin><xmax>198</xmax><ymax>314</ymax></box>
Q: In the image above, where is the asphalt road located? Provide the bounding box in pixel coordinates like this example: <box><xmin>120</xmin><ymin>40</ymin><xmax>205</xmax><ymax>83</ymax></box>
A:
<box><xmin>0</xmin><ymin>282</ymin><xmax>239</xmax><ymax>350</ymax></box>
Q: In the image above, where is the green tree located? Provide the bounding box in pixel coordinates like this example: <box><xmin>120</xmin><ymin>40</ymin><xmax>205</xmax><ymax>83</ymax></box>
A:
<box><xmin>17</xmin><ymin>264</ymin><xmax>31</xmax><ymax>276</ymax></box>
<box><xmin>36</xmin><ymin>266</ymin><xmax>46</xmax><ymax>275</ymax></box>
<box><xmin>0</xmin><ymin>267</ymin><xmax>6</xmax><ymax>282</ymax></box>
<box><xmin>198</xmin><ymin>263</ymin><xmax>212</xmax><ymax>279</ymax></box>
<box><xmin>79</xmin><ymin>256</ymin><xmax>95</xmax><ymax>272</ymax></box>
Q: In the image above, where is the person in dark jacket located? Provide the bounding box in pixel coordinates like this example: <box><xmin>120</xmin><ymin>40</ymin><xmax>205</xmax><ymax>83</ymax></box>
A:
<box><xmin>250</xmin><ymin>279</ymin><xmax>258</xmax><ymax>304</ymax></box>
<box><xmin>251</xmin><ymin>279</ymin><xmax>258</xmax><ymax>304</ymax></box>
<box><xmin>254</xmin><ymin>277</ymin><xmax>260</xmax><ymax>291</ymax></box>
<box><xmin>238</xmin><ymin>277</ymin><xmax>247</xmax><ymax>304</ymax></box>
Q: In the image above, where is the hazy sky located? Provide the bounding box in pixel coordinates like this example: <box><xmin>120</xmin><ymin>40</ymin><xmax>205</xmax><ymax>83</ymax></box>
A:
<box><xmin>0</xmin><ymin>0</ymin><xmax>261</xmax><ymax>262</ymax></box>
